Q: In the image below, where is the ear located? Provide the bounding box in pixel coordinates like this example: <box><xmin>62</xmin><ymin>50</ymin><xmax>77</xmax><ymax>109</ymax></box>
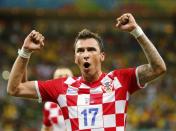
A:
<box><xmin>100</xmin><ymin>52</ymin><xmax>105</xmax><ymax>62</ymax></box>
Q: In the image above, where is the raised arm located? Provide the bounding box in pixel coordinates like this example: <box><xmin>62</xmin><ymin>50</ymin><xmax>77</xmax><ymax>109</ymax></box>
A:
<box><xmin>116</xmin><ymin>13</ymin><xmax>166</xmax><ymax>85</ymax></box>
<box><xmin>7</xmin><ymin>30</ymin><xmax>45</xmax><ymax>99</ymax></box>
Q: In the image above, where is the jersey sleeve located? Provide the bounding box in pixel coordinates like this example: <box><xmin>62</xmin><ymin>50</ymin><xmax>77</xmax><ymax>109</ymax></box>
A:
<box><xmin>35</xmin><ymin>78</ymin><xmax>66</xmax><ymax>103</ymax></box>
<box><xmin>113</xmin><ymin>67</ymin><xmax>146</xmax><ymax>94</ymax></box>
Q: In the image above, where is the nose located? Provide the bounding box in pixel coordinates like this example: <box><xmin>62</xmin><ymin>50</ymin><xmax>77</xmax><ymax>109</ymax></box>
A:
<box><xmin>83</xmin><ymin>50</ymin><xmax>89</xmax><ymax>61</ymax></box>
<box><xmin>84</xmin><ymin>56</ymin><xmax>89</xmax><ymax>61</ymax></box>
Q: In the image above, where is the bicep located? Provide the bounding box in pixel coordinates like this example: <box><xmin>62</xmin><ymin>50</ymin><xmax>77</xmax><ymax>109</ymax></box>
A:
<box><xmin>17</xmin><ymin>81</ymin><xmax>38</xmax><ymax>99</ymax></box>
<box><xmin>137</xmin><ymin>64</ymin><xmax>158</xmax><ymax>85</ymax></box>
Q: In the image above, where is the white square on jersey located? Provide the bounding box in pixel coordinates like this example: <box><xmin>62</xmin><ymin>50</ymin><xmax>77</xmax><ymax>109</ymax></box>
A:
<box><xmin>92</xmin><ymin>128</ymin><xmax>104</xmax><ymax>131</ymax></box>
<box><xmin>90</xmin><ymin>86</ymin><xmax>103</xmax><ymax>94</ymax></box>
<box><xmin>80</xmin><ymin>83</ymin><xmax>90</xmax><ymax>89</ymax></box>
<box><xmin>116</xmin><ymin>126</ymin><xmax>125</xmax><ymax>131</ymax></box>
<box><xmin>66</xmin><ymin>86</ymin><xmax>78</xmax><ymax>95</ymax></box>
<box><xmin>57</xmin><ymin>95</ymin><xmax>67</xmax><ymax>107</ymax></box>
<box><xmin>68</xmin><ymin>106</ymin><xmax>77</xmax><ymax>118</ymax></box>
<box><xmin>49</xmin><ymin>108</ymin><xmax>59</xmax><ymax>118</ymax></box>
<box><xmin>78</xmin><ymin>104</ymin><xmax>103</xmax><ymax>130</ymax></box>
<box><xmin>64</xmin><ymin>76</ymin><xmax>76</xmax><ymax>85</ymax></box>
<box><xmin>113</xmin><ymin>77</ymin><xmax>122</xmax><ymax>89</ymax></box>
<box><xmin>101</xmin><ymin>76</ymin><xmax>112</xmax><ymax>86</ymax></box>
<box><xmin>103</xmin><ymin>114</ymin><xmax>116</xmax><ymax>127</ymax></box>
<box><xmin>65</xmin><ymin>119</ymin><xmax>72</xmax><ymax>131</ymax></box>
<box><xmin>77</xmin><ymin>94</ymin><xmax>90</xmax><ymax>106</ymax></box>
<box><xmin>103</xmin><ymin>91</ymin><xmax>115</xmax><ymax>103</ymax></box>
<box><xmin>115</xmin><ymin>100</ymin><xmax>126</xmax><ymax>113</ymax></box>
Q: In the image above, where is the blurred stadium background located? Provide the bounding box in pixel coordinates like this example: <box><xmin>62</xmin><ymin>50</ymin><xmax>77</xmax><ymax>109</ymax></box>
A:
<box><xmin>0</xmin><ymin>0</ymin><xmax>176</xmax><ymax>131</ymax></box>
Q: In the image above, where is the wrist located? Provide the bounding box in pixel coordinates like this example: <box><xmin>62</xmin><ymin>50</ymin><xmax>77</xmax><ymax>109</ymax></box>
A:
<box><xmin>130</xmin><ymin>26</ymin><xmax>144</xmax><ymax>38</ymax></box>
<box><xmin>18</xmin><ymin>47</ymin><xmax>32</xmax><ymax>58</ymax></box>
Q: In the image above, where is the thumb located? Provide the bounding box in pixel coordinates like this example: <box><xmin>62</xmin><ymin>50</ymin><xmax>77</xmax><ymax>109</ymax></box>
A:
<box><xmin>120</xmin><ymin>24</ymin><xmax>131</xmax><ymax>31</ymax></box>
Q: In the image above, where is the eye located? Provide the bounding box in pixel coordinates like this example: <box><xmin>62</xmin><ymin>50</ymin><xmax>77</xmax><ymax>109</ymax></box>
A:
<box><xmin>77</xmin><ymin>48</ymin><xmax>84</xmax><ymax>53</ymax></box>
<box><xmin>87</xmin><ymin>47</ymin><xmax>96</xmax><ymax>52</ymax></box>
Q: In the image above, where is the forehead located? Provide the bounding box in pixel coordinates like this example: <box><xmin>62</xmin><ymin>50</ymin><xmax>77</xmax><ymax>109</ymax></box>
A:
<box><xmin>75</xmin><ymin>38</ymin><xmax>100</xmax><ymax>50</ymax></box>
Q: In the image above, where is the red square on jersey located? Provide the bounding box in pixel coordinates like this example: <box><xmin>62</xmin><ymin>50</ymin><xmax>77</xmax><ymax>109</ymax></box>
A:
<box><xmin>70</xmin><ymin>118</ymin><xmax>79</xmax><ymax>130</ymax></box>
<box><xmin>90</xmin><ymin>93</ymin><xmax>102</xmax><ymax>105</ymax></box>
<box><xmin>78</xmin><ymin>88</ymin><xmax>90</xmax><ymax>94</ymax></box>
<box><xmin>116</xmin><ymin>113</ymin><xmax>125</xmax><ymax>126</ymax></box>
<box><xmin>51</xmin><ymin>117</ymin><xmax>58</xmax><ymax>124</ymax></box>
<box><xmin>105</xmin><ymin>127</ymin><xmax>116</xmax><ymax>131</ymax></box>
<box><xmin>103</xmin><ymin>102</ymin><xmax>115</xmax><ymax>115</ymax></box>
<box><xmin>115</xmin><ymin>88</ymin><xmax>128</xmax><ymax>100</ymax></box>
<box><xmin>62</xmin><ymin>106</ymin><xmax>69</xmax><ymax>119</ymax></box>
<box><xmin>66</xmin><ymin>95</ymin><xmax>78</xmax><ymax>106</ymax></box>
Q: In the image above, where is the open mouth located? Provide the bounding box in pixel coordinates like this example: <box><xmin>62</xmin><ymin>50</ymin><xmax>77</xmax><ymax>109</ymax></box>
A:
<box><xmin>84</xmin><ymin>62</ymin><xmax>90</xmax><ymax>68</ymax></box>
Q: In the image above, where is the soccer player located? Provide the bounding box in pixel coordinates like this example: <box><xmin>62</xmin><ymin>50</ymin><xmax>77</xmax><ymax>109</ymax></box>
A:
<box><xmin>7</xmin><ymin>13</ymin><xmax>166</xmax><ymax>130</ymax></box>
<box><xmin>41</xmin><ymin>67</ymin><xmax>73</xmax><ymax>131</ymax></box>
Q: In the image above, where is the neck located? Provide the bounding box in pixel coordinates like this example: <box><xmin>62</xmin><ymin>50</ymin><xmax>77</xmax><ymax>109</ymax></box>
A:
<box><xmin>82</xmin><ymin>70</ymin><xmax>102</xmax><ymax>83</ymax></box>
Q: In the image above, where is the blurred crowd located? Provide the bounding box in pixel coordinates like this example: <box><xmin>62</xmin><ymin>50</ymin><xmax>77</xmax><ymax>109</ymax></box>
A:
<box><xmin>0</xmin><ymin>13</ymin><xmax>176</xmax><ymax>131</ymax></box>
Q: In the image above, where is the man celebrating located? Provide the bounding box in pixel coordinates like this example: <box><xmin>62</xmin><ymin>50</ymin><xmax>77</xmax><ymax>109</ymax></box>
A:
<box><xmin>7</xmin><ymin>13</ymin><xmax>166</xmax><ymax>130</ymax></box>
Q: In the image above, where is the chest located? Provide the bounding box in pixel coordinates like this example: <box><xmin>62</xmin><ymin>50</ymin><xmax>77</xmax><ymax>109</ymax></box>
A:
<box><xmin>59</xmin><ymin>75</ymin><xmax>129</xmax><ymax>106</ymax></box>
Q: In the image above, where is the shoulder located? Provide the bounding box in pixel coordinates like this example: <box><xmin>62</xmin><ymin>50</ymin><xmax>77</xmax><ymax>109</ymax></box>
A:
<box><xmin>105</xmin><ymin>68</ymin><xmax>137</xmax><ymax>82</ymax></box>
<box><xmin>64</xmin><ymin>76</ymin><xmax>80</xmax><ymax>85</ymax></box>
<box><xmin>112</xmin><ymin>68</ymin><xmax>136</xmax><ymax>76</ymax></box>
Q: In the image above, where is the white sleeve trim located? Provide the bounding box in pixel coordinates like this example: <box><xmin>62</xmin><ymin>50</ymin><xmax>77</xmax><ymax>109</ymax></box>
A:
<box><xmin>34</xmin><ymin>81</ymin><xmax>42</xmax><ymax>103</ymax></box>
<box><xmin>135</xmin><ymin>67</ymin><xmax>147</xmax><ymax>88</ymax></box>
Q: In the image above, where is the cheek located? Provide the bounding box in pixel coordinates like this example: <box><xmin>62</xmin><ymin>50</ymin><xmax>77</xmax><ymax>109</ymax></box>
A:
<box><xmin>75</xmin><ymin>55</ymin><xmax>81</xmax><ymax>64</ymax></box>
<box><xmin>92</xmin><ymin>55</ymin><xmax>101</xmax><ymax>64</ymax></box>
<box><xmin>74</xmin><ymin>55</ymin><xmax>78</xmax><ymax>64</ymax></box>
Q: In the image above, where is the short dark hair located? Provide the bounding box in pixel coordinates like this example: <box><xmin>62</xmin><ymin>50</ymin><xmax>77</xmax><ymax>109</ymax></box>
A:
<box><xmin>74</xmin><ymin>29</ymin><xmax>104</xmax><ymax>52</ymax></box>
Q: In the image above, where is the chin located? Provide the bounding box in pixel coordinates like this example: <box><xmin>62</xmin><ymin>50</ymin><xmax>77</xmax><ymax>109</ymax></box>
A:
<box><xmin>82</xmin><ymin>69</ymin><xmax>92</xmax><ymax>76</ymax></box>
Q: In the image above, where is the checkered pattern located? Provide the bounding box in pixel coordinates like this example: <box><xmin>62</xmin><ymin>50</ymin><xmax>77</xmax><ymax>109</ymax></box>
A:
<box><xmin>43</xmin><ymin>101</ymin><xmax>66</xmax><ymax>131</ymax></box>
<box><xmin>37</xmin><ymin>68</ymin><xmax>145</xmax><ymax>131</ymax></box>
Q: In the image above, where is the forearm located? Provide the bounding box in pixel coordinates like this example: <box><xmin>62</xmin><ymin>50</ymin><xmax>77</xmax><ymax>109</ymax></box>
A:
<box><xmin>22</xmin><ymin>68</ymin><xmax>28</xmax><ymax>82</ymax></box>
<box><xmin>137</xmin><ymin>34</ymin><xmax>166</xmax><ymax>69</ymax></box>
<box><xmin>136</xmin><ymin>32</ymin><xmax>166</xmax><ymax>83</ymax></box>
<box><xmin>7</xmin><ymin>56</ymin><xmax>29</xmax><ymax>95</ymax></box>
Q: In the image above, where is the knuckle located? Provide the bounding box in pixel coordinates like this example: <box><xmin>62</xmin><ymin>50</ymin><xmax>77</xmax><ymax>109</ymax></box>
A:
<box><xmin>31</xmin><ymin>30</ymin><xmax>36</xmax><ymax>33</ymax></box>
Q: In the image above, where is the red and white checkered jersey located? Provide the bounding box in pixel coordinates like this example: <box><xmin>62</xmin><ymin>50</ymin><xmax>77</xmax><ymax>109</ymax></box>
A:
<box><xmin>43</xmin><ymin>101</ymin><xmax>66</xmax><ymax>131</ymax></box>
<box><xmin>35</xmin><ymin>68</ymin><xmax>145</xmax><ymax>131</ymax></box>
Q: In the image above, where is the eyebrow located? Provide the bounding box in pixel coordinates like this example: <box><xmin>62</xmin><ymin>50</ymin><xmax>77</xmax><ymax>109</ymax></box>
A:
<box><xmin>87</xmin><ymin>47</ymin><xmax>97</xmax><ymax>51</ymax></box>
<box><xmin>76</xmin><ymin>47</ymin><xmax>84</xmax><ymax>52</ymax></box>
<box><xmin>76</xmin><ymin>47</ymin><xmax>97</xmax><ymax>52</ymax></box>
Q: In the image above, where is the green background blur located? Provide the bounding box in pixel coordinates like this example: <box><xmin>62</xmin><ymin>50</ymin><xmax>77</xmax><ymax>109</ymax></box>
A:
<box><xmin>0</xmin><ymin>0</ymin><xmax>175</xmax><ymax>131</ymax></box>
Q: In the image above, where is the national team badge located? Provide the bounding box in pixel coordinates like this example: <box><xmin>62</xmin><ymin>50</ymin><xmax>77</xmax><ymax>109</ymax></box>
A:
<box><xmin>101</xmin><ymin>76</ymin><xmax>113</xmax><ymax>92</ymax></box>
<box><xmin>102</xmin><ymin>81</ymin><xmax>113</xmax><ymax>92</ymax></box>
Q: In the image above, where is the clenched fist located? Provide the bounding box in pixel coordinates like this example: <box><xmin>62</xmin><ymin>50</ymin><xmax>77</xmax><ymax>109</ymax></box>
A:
<box><xmin>23</xmin><ymin>30</ymin><xmax>45</xmax><ymax>52</ymax></box>
<box><xmin>115</xmin><ymin>13</ymin><xmax>138</xmax><ymax>32</ymax></box>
